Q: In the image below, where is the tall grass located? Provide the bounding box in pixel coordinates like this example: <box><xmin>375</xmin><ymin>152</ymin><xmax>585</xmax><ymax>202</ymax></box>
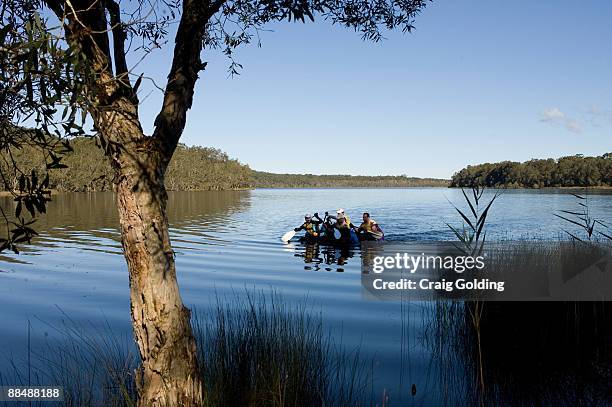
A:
<box><xmin>446</xmin><ymin>186</ymin><xmax>499</xmax><ymax>256</ymax></box>
<box><xmin>425</xmin><ymin>300</ymin><xmax>612</xmax><ymax>406</ymax></box>
<box><xmin>441</xmin><ymin>187</ymin><xmax>612</xmax><ymax>405</ymax></box>
<box><xmin>445</xmin><ymin>185</ymin><xmax>500</xmax><ymax>403</ymax></box>
<box><xmin>425</xmin><ymin>241</ymin><xmax>612</xmax><ymax>406</ymax></box>
<box><xmin>554</xmin><ymin>188</ymin><xmax>612</xmax><ymax>242</ymax></box>
<box><xmin>194</xmin><ymin>292</ymin><xmax>370</xmax><ymax>407</ymax></box>
<box><xmin>0</xmin><ymin>315</ymin><xmax>137</xmax><ymax>407</ymax></box>
<box><xmin>1</xmin><ymin>294</ymin><xmax>370</xmax><ymax>407</ymax></box>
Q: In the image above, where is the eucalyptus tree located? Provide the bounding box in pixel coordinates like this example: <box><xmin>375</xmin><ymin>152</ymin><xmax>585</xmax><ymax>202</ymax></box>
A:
<box><xmin>1</xmin><ymin>0</ymin><xmax>429</xmax><ymax>405</ymax></box>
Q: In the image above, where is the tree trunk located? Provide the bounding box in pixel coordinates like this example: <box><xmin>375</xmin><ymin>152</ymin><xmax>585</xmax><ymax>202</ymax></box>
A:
<box><xmin>114</xmin><ymin>151</ymin><xmax>202</xmax><ymax>406</ymax></box>
<box><xmin>42</xmin><ymin>1</ymin><xmax>211</xmax><ymax>405</ymax></box>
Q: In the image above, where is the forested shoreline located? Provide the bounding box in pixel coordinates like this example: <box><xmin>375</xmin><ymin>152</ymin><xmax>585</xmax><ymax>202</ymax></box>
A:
<box><xmin>451</xmin><ymin>154</ymin><xmax>612</xmax><ymax>188</ymax></box>
<box><xmin>252</xmin><ymin>171</ymin><xmax>449</xmax><ymax>188</ymax></box>
<box><xmin>0</xmin><ymin>137</ymin><xmax>448</xmax><ymax>191</ymax></box>
<box><xmin>0</xmin><ymin>137</ymin><xmax>252</xmax><ymax>192</ymax></box>
<box><xmin>8</xmin><ymin>136</ymin><xmax>609</xmax><ymax>191</ymax></box>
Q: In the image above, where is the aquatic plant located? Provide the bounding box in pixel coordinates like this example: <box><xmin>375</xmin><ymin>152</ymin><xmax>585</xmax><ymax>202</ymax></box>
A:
<box><xmin>0</xmin><ymin>314</ymin><xmax>137</xmax><ymax>407</ymax></box>
<box><xmin>444</xmin><ymin>185</ymin><xmax>499</xmax><ymax>403</ymax></box>
<box><xmin>0</xmin><ymin>294</ymin><xmax>370</xmax><ymax>407</ymax></box>
<box><xmin>446</xmin><ymin>186</ymin><xmax>500</xmax><ymax>256</ymax></box>
<box><xmin>425</xmin><ymin>242</ymin><xmax>612</xmax><ymax>406</ymax></box>
<box><xmin>193</xmin><ymin>292</ymin><xmax>369</xmax><ymax>407</ymax></box>
<box><xmin>554</xmin><ymin>188</ymin><xmax>612</xmax><ymax>242</ymax></box>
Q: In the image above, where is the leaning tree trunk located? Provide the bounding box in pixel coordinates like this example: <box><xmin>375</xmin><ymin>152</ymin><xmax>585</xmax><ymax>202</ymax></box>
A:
<box><xmin>114</xmin><ymin>149</ymin><xmax>202</xmax><ymax>406</ymax></box>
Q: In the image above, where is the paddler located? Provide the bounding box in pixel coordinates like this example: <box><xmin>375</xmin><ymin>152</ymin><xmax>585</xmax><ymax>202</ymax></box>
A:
<box><xmin>334</xmin><ymin>214</ymin><xmax>355</xmax><ymax>244</ymax></box>
<box><xmin>294</xmin><ymin>213</ymin><xmax>322</xmax><ymax>240</ymax></box>
<box><xmin>357</xmin><ymin>212</ymin><xmax>384</xmax><ymax>240</ymax></box>
<box><xmin>327</xmin><ymin>208</ymin><xmax>356</xmax><ymax>228</ymax></box>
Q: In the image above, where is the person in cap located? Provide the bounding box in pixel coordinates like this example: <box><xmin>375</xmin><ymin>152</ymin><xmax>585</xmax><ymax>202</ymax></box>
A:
<box><xmin>327</xmin><ymin>208</ymin><xmax>355</xmax><ymax>229</ymax></box>
<box><xmin>294</xmin><ymin>213</ymin><xmax>323</xmax><ymax>241</ymax></box>
<box><xmin>333</xmin><ymin>215</ymin><xmax>353</xmax><ymax>244</ymax></box>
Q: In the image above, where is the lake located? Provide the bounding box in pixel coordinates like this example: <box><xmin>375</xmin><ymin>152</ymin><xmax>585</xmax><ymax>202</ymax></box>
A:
<box><xmin>1</xmin><ymin>188</ymin><xmax>611</xmax><ymax>405</ymax></box>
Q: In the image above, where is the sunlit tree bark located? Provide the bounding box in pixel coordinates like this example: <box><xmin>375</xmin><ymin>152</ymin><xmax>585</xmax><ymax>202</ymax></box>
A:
<box><xmin>41</xmin><ymin>0</ymin><xmax>223</xmax><ymax>404</ymax></box>
<box><xmin>3</xmin><ymin>0</ymin><xmax>429</xmax><ymax>404</ymax></box>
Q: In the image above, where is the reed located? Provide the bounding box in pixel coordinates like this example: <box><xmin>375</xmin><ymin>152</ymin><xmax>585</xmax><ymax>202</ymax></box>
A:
<box><xmin>554</xmin><ymin>188</ymin><xmax>612</xmax><ymax>241</ymax></box>
<box><xmin>1</xmin><ymin>293</ymin><xmax>370</xmax><ymax>407</ymax></box>
<box><xmin>193</xmin><ymin>292</ymin><xmax>370</xmax><ymax>407</ymax></box>
<box><xmin>0</xmin><ymin>314</ymin><xmax>137</xmax><ymax>407</ymax></box>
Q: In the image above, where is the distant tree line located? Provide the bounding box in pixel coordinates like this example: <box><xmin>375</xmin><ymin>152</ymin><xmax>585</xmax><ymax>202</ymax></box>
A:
<box><xmin>252</xmin><ymin>171</ymin><xmax>449</xmax><ymax>188</ymax></box>
<box><xmin>1</xmin><ymin>137</ymin><xmax>449</xmax><ymax>192</ymax></box>
<box><xmin>451</xmin><ymin>154</ymin><xmax>612</xmax><ymax>188</ymax></box>
<box><xmin>0</xmin><ymin>137</ymin><xmax>252</xmax><ymax>192</ymax></box>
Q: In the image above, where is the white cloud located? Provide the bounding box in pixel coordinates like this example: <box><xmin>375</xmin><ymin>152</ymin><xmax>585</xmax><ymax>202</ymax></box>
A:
<box><xmin>540</xmin><ymin>107</ymin><xmax>565</xmax><ymax>123</ymax></box>
<box><xmin>565</xmin><ymin>119</ymin><xmax>582</xmax><ymax>133</ymax></box>
<box><xmin>584</xmin><ymin>104</ymin><xmax>612</xmax><ymax>127</ymax></box>
<box><xmin>539</xmin><ymin>107</ymin><xmax>582</xmax><ymax>134</ymax></box>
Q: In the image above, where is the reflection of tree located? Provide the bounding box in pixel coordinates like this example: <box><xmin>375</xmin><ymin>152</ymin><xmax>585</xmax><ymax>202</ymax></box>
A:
<box><xmin>0</xmin><ymin>190</ymin><xmax>250</xmax><ymax>252</ymax></box>
<box><xmin>167</xmin><ymin>190</ymin><xmax>250</xmax><ymax>227</ymax></box>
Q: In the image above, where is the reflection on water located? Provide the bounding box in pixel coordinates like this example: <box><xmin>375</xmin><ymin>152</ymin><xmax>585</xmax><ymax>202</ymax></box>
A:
<box><xmin>0</xmin><ymin>189</ymin><xmax>611</xmax><ymax>405</ymax></box>
<box><xmin>0</xmin><ymin>190</ymin><xmax>251</xmax><ymax>261</ymax></box>
<box><xmin>286</xmin><ymin>242</ymin><xmax>357</xmax><ymax>272</ymax></box>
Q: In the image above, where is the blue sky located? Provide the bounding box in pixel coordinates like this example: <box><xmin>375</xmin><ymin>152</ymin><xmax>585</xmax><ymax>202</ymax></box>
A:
<box><xmin>134</xmin><ymin>1</ymin><xmax>612</xmax><ymax>178</ymax></box>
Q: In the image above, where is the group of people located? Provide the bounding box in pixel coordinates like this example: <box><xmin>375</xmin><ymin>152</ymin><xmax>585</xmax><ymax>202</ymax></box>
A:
<box><xmin>294</xmin><ymin>208</ymin><xmax>384</xmax><ymax>244</ymax></box>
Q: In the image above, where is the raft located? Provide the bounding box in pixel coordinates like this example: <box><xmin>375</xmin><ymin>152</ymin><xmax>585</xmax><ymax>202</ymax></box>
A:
<box><xmin>298</xmin><ymin>229</ymin><xmax>361</xmax><ymax>246</ymax></box>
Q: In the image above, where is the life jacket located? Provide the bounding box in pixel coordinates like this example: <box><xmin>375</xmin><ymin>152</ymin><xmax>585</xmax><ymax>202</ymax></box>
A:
<box><xmin>360</xmin><ymin>219</ymin><xmax>378</xmax><ymax>232</ymax></box>
<box><xmin>303</xmin><ymin>221</ymin><xmax>319</xmax><ymax>237</ymax></box>
<box><xmin>337</xmin><ymin>213</ymin><xmax>352</xmax><ymax>226</ymax></box>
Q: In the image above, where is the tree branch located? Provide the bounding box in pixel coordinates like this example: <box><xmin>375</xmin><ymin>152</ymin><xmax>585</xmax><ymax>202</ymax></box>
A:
<box><xmin>44</xmin><ymin>0</ymin><xmax>113</xmax><ymax>78</ymax></box>
<box><xmin>105</xmin><ymin>0</ymin><xmax>130</xmax><ymax>86</ymax></box>
<box><xmin>43</xmin><ymin>0</ymin><xmax>64</xmax><ymax>18</ymax></box>
<box><xmin>152</xmin><ymin>0</ymin><xmax>226</xmax><ymax>170</ymax></box>
<box><xmin>43</xmin><ymin>0</ymin><xmax>141</xmax><ymax>159</ymax></box>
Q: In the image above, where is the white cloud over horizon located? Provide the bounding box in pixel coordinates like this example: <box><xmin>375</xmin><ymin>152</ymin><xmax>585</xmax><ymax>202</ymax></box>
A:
<box><xmin>539</xmin><ymin>107</ymin><xmax>583</xmax><ymax>134</ymax></box>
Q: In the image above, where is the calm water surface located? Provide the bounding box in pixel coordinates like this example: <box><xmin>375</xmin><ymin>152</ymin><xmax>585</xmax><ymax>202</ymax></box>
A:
<box><xmin>1</xmin><ymin>188</ymin><xmax>611</xmax><ymax>404</ymax></box>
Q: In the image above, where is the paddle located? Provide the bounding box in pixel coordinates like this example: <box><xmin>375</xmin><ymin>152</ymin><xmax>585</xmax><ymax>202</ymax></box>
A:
<box><xmin>319</xmin><ymin>213</ymin><xmax>341</xmax><ymax>240</ymax></box>
<box><xmin>281</xmin><ymin>230</ymin><xmax>296</xmax><ymax>243</ymax></box>
<box><xmin>368</xmin><ymin>230</ymin><xmax>383</xmax><ymax>239</ymax></box>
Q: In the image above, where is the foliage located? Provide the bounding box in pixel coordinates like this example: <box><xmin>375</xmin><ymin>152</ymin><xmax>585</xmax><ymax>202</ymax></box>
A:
<box><xmin>2</xmin><ymin>0</ymin><xmax>431</xmax><ymax>401</ymax></box>
<box><xmin>165</xmin><ymin>144</ymin><xmax>252</xmax><ymax>191</ymax></box>
<box><xmin>450</xmin><ymin>153</ymin><xmax>612</xmax><ymax>188</ymax></box>
<box><xmin>194</xmin><ymin>294</ymin><xmax>369</xmax><ymax>406</ymax></box>
<box><xmin>252</xmin><ymin>171</ymin><xmax>449</xmax><ymax>188</ymax></box>
<box><xmin>0</xmin><ymin>0</ymin><xmax>431</xmax><ymax>256</ymax></box>
<box><xmin>446</xmin><ymin>186</ymin><xmax>498</xmax><ymax>256</ymax></box>
<box><xmin>554</xmin><ymin>189</ymin><xmax>612</xmax><ymax>242</ymax></box>
<box><xmin>0</xmin><ymin>3</ymin><xmax>86</xmax><ymax>253</ymax></box>
<box><xmin>1</xmin><ymin>294</ymin><xmax>371</xmax><ymax>407</ymax></box>
<box><xmin>0</xmin><ymin>137</ymin><xmax>252</xmax><ymax>192</ymax></box>
<box><xmin>1</xmin><ymin>137</ymin><xmax>447</xmax><ymax>191</ymax></box>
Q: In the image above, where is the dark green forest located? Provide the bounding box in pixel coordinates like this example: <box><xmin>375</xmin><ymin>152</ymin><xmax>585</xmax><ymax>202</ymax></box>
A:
<box><xmin>0</xmin><ymin>137</ymin><xmax>252</xmax><ymax>191</ymax></box>
<box><xmin>451</xmin><ymin>154</ymin><xmax>612</xmax><ymax>188</ymax></box>
<box><xmin>0</xmin><ymin>137</ymin><xmax>448</xmax><ymax>191</ymax></box>
<box><xmin>253</xmin><ymin>171</ymin><xmax>449</xmax><ymax>188</ymax></box>
<box><xmin>3</xmin><ymin>137</ymin><xmax>609</xmax><ymax>191</ymax></box>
